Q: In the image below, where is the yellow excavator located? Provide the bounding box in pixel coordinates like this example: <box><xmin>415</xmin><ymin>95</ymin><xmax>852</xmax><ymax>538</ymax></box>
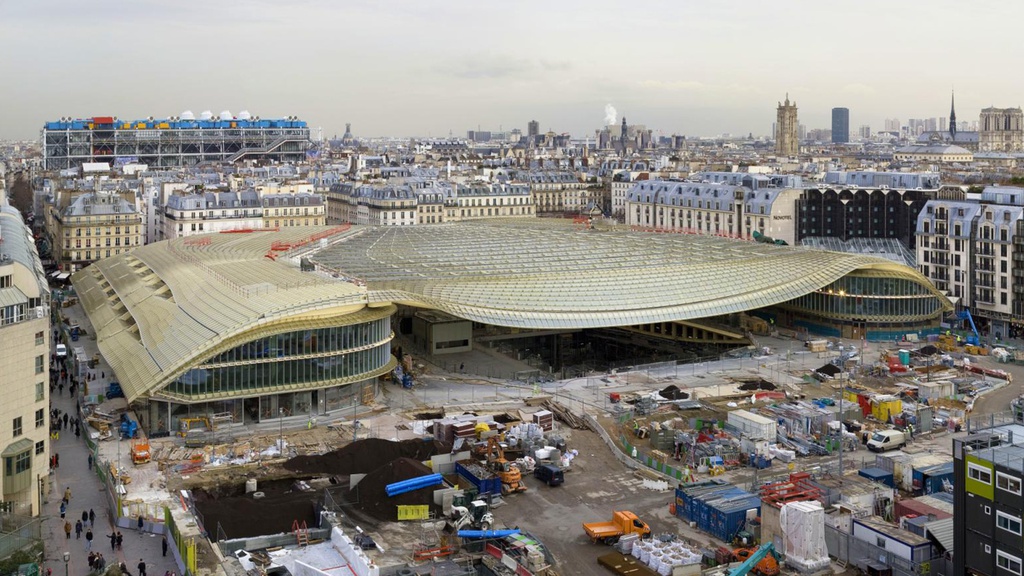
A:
<box><xmin>485</xmin><ymin>437</ymin><xmax>527</xmax><ymax>494</ymax></box>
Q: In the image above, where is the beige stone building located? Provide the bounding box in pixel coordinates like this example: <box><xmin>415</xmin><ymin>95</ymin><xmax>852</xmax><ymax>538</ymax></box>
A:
<box><xmin>454</xmin><ymin>182</ymin><xmax>534</xmax><ymax>220</ymax></box>
<box><xmin>979</xmin><ymin>107</ymin><xmax>1024</xmax><ymax>152</ymax></box>
<box><xmin>0</xmin><ymin>200</ymin><xmax>51</xmax><ymax>516</ymax></box>
<box><xmin>776</xmin><ymin>95</ymin><xmax>799</xmax><ymax>157</ymax></box>
<box><xmin>261</xmin><ymin>193</ymin><xmax>326</xmax><ymax>229</ymax></box>
<box><xmin>50</xmin><ymin>190</ymin><xmax>143</xmax><ymax>272</ymax></box>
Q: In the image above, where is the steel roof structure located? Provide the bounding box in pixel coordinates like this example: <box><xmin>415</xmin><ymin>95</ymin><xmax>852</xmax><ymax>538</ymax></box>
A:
<box><xmin>74</xmin><ymin>221</ymin><xmax>950</xmax><ymax>403</ymax></box>
<box><xmin>311</xmin><ymin>220</ymin><xmax>951</xmax><ymax>328</ymax></box>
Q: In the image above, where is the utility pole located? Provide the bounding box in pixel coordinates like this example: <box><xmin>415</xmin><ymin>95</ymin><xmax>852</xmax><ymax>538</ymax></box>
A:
<box><xmin>837</xmin><ymin>373</ymin><xmax>845</xmax><ymax>484</ymax></box>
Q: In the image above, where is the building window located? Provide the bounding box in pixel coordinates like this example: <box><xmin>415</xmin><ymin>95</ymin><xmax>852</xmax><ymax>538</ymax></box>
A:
<box><xmin>969</xmin><ymin>462</ymin><xmax>993</xmax><ymax>484</ymax></box>
<box><xmin>34</xmin><ymin>355</ymin><xmax>43</xmax><ymax>375</ymax></box>
<box><xmin>35</xmin><ymin>331</ymin><xmax>44</xmax><ymax>346</ymax></box>
<box><xmin>998</xmin><ymin>510</ymin><xmax>1023</xmax><ymax>535</ymax></box>
<box><xmin>4</xmin><ymin>451</ymin><xmax>29</xmax><ymax>476</ymax></box>
<box><xmin>875</xmin><ymin>536</ymin><xmax>885</xmax><ymax>549</ymax></box>
<box><xmin>36</xmin><ymin>383</ymin><xmax>43</xmax><ymax>402</ymax></box>
<box><xmin>997</xmin><ymin>472</ymin><xmax>1022</xmax><ymax>495</ymax></box>
<box><xmin>34</xmin><ymin>410</ymin><xmax>43</xmax><ymax>429</ymax></box>
<box><xmin>34</xmin><ymin>441</ymin><xmax>44</xmax><ymax>456</ymax></box>
<box><xmin>998</xmin><ymin>550</ymin><xmax>1023</xmax><ymax>576</ymax></box>
<box><xmin>12</xmin><ymin>418</ymin><xmax>21</xmax><ymax>438</ymax></box>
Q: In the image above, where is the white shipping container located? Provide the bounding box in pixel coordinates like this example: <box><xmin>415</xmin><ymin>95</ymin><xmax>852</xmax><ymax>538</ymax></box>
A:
<box><xmin>727</xmin><ymin>409</ymin><xmax>777</xmax><ymax>440</ymax></box>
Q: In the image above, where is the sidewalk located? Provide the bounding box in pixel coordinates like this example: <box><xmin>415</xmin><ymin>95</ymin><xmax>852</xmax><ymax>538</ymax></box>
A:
<box><xmin>43</xmin><ymin>326</ymin><xmax>180</xmax><ymax>576</ymax></box>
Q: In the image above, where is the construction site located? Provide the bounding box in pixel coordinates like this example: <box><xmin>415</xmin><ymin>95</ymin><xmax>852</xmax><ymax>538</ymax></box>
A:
<box><xmin>74</xmin><ymin>304</ymin><xmax>1021</xmax><ymax>576</ymax></box>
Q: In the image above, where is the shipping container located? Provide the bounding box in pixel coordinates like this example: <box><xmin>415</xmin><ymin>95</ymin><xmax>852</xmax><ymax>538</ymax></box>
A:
<box><xmin>915</xmin><ymin>461</ymin><xmax>954</xmax><ymax>495</ymax></box>
<box><xmin>858</xmin><ymin>467</ymin><xmax>894</xmax><ymax>488</ymax></box>
<box><xmin>893</xmin><ymin>497</ymin><xmax>952</xmax><ymax>522</ymax></box>
<box><xmin>675</xmin><ymin>482</ymin><xmax>760</xmax><ymax>544</ymax></box>
<box><xmin>726</xmin><ymin>409</ymin><xmax>777</xmax><ymax>440</ymax></box>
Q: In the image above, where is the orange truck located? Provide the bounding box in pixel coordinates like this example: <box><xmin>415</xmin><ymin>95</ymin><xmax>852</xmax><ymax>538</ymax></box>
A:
<box><xmin>583</xmin><ymin>511</ymin><xmax>651</xmax><ymax>544</ymax></box>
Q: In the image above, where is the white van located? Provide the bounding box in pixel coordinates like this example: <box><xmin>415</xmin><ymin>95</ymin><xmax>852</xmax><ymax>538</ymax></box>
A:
<box><xmin>867</xmin><ymin>429</ymin><xmax>906</xmax><ymax>452</ymax></box>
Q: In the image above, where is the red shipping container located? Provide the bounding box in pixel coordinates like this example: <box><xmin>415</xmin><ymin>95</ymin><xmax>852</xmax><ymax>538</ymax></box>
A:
<box><xmin>92</xmin><ymin>116</ymin><xmax>115</xmax><ymax>125</ymax></box>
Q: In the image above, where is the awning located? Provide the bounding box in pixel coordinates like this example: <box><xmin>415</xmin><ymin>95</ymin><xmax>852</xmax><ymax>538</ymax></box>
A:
<box><xmin>1</xmin><ymin>438</ymin><xmax>34</xmax><ymax>457</ymax></box>
<box><xmin>49</xmin><ymin>271</ymin><xmax>60</xmax><ymax>278</ymax></box>
<box><xmin>57</xmin><ymin>272</ymin><xmax>71</xmax><ymax>280</ymax></box>
<box><xmin>0</xmin><ymin>287</ymin><xmax>27</xmax><ymax>308</ymax></box>
<box><xmin>924</xmin><ymin>517</ymin><xmax>954</xmax><ymax>553</ymax></box>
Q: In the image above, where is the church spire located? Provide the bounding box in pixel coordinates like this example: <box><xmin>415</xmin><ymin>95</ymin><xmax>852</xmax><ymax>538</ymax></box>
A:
<box><xmin>949</xmin><ymin>90</ymin><xmax>957</xmax><ymax>140</ymax></box>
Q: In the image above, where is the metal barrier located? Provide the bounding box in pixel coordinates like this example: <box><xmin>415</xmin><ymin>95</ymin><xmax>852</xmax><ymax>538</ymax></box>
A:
<box><xmin>164</xmin><ymin>506</ymin><xmax>197</xmax><ymax>576</ymax></box>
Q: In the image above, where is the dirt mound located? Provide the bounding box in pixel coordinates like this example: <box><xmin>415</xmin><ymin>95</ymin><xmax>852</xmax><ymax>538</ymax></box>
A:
<box><xmin>284</xmin><ymin>438</ymin><xmax>449</xmax><ymax>476</ymax></box>
<box><xmin>350</xmin><ymin>457</ymin><xmax>442</xmax><ymax>521</ymax></box>
<box><xmin>193</xmin><ymin>478</ymin><xmax>319</xmax><ymax>540</ymax></box>
<box><xmin>738</xmin><ymin>380</ymin><xmax>776</xmax><ymax>391</ymax></box>
<box><xmin>658</xmin><ymin>385</ymin><xmax>689</xmax><ymax>400</ymax></box>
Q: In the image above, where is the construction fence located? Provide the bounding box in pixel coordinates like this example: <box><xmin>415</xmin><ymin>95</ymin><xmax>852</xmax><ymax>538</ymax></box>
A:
<box><xmin>0</xmin><ymin>511</ymin><xmax>41</xmax><ymax>561</ymax></box>
<box><xmin>164</xmin><ymin>506</ymin><xmax>198</xmax><ymax>576</ymax></box>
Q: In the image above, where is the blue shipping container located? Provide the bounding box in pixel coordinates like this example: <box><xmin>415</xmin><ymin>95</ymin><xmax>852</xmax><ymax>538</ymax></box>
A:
<box><xmin>858</xmin><ymin>467</ymin><xmax>895</xmax><ymax>488</ymax></box>
<box><xmin>675</xmin><ymin>483</ymin><xmax>760</xmax><ymax>544</ymax></box>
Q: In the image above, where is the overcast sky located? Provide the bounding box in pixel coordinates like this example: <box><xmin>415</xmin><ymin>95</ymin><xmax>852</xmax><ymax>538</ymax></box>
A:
<box><xmin>1</xmin><ymin>0</ymin><xmax>1020</xmax><ymax>140</ymax></box>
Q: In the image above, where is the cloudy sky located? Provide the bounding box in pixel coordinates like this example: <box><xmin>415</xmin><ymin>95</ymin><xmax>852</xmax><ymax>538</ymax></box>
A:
<box><xmin>1</xmin><ymin>0</ymin><xmax>1020</xmax><ymax>140</ymax></box>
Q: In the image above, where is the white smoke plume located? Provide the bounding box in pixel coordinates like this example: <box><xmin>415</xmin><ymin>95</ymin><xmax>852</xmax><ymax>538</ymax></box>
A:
<box><xmin>604</xmin><ymin>103</ymin><xmax>617</xmax><ymax>126</ymax></box>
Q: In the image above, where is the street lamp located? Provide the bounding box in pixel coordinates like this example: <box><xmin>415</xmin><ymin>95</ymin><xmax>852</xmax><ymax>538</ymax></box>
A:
<box><xmin>278</xmin><ymin>408</ymin><xmax>284</xmax><ymax>457</ymax></box>
<box><xmin>63</xmin><ymin>551</ymin><xmax>70</xmax><ymax>576</ymax></box>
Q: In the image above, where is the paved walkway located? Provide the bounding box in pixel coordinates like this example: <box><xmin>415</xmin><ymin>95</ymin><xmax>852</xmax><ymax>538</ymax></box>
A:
<box><xmin>43</xmin><ymin>347</ymin><xmax>180</xmax><ymax>576</ymax></box>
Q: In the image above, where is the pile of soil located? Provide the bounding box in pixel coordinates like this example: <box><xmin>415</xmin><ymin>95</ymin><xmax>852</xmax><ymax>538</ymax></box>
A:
<box><xmin>738</xmin><ymin>380</ymin><xmax>776</xmax><ymax>391</ymax></box>
<box><xmin>658</xmin><ymin>385</ymin><xmax>690</xmax><ymax>400</ymax></box>
<box><xmin>284</xmin><ymin>437</ymin><xmax>449</xmax><ymax>476</ymax></box>
<box><xmin>350</xmin><ymin>457</ymin><xmax>442</xmax><ymax>522</ymax></box>
<box><xmin>193</xmin><ymin>478</ymin><xmax>319</xmax><ymax>540</ymax></box>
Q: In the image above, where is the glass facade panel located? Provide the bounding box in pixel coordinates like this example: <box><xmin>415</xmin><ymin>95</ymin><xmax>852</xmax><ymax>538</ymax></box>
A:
<box><xmin>784</xmin><ymin>276</ymin><xmax>943</xmax><ymax>322</ymax></box>
<box><xmin>165</xmin><ymin>318</ymin><xmax>392</xmax><ymax>399</ymax></box>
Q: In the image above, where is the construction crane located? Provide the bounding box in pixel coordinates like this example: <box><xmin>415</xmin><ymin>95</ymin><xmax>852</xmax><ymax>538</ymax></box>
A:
<box><xmin>728</xmin><ymin>542</ymin><xmax>780</xmax><ymax>576</ymax></box>
<box><xmin>484</xmin><ymin>437</ymin><xmax>527</xmax><ymax>494</ymax></box>
<box><xmin>956</xmin><ymin>310</ymin><xmax>981</xmax><ymax>346</ymax></box>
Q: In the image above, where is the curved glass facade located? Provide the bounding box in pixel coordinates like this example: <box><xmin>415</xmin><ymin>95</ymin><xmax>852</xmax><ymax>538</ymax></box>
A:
<box><xmin>783</xmin><ymin>275</ymin><xmax>944</xmax><ymax>322</ymax></box>
<box><xmin>165</xmin><ymin>318</ymin><xmax>392</xmax><ymax>399</ymax></box>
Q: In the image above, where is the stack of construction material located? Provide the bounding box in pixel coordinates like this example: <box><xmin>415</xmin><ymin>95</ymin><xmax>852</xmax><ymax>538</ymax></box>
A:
<box><xmin>532</xmin><ymin>410</ymin><xmax>554</xmax><ymax>432</ymax></box>
<box><xmin>780</xmin><ymin>501</ymin><xmax>830</xmax><ymax>573</ymax></box>
<box><xmin>629</xmin><ymin>539</ymin><xmax>702</xmax><ymax>575</ymax></box>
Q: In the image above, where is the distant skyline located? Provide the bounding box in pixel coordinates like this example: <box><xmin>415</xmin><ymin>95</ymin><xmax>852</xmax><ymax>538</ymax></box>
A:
<box><xmin>2</xmin><ymin>0</ymin><xmax>1023</xmax><ymax>141</ymax></box>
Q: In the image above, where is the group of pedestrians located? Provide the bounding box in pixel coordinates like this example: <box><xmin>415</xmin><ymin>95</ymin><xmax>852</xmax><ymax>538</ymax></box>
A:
<box><xmin>49</xmin><ymin>323</ymin><xmax>178</xmax><ymax>576</ymax></box>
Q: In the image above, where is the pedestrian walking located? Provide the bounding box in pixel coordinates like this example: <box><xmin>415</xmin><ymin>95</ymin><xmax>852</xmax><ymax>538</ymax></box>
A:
<box><xmin>85</xmin><ymin>528</ymin><xmax>93</xmax><ymax>551</ymax></box>
<box><xmin>89</xmin><ymin>508</ymin><xmax>96</xmax><ymax>527</ymax></box>
<box><xmin>64</xmin><ymin>486</ymin><xmax>71</xmax><ymax>502</ymax></box>
<box><xmin>58</xmin><ymin>383</ymin><xmax>64</xmax><ymax>396</ymax></box>
<box><xmin>137</xmin><ymin>559</ymin><xmax>147</xmax><ymax>576</ymax></box>
<box><xmin>82</xmin><ymin>510</ymin><xmax>88</xmax><ymax>525</ymax></box>
<box><xmin>116</xmin><ymin>531</ymin><xmax>123</xmax><ymax>550</ymax></box>
<box><xmin>75</xmin><ymin>519</ymin><xmax>82</xmax><ymax>539</ymax></box>
<box><xmin>162</xmin><ymin>534</ymin><xmax>168</xmax><ymax>556</ymax></box>
<box><xmin>64</xmin><ymin>520</ymin><xmax>71</xmax><ymax>539</ymax></box>
<box><xmin>75</xmin><ymin>426</ymin><xmax>80</xmax><ymax>439</ymax></box>
<box><xmin>87</xmin><ymin>454</ymin><xmax>93</xmax><ymax>470</ymax></box>
<box><xmin>54</xmin><ymin>453</ymin><xmax>59</xmax><ymax>468</ymax></box>
<box><xmin>59</xmin><ymin>501</ymin><xmax>66</xmax><ymax>518</ymax></box>
<box><xmin>137</xmin><ymin>514</ymin><xmax>145</xmax><ymax>534</ymax></box>
<box><xmin>108</xmin><ymin>532</ymin><xmax>116</xmax><ymax>551</ymax></box>
<box><xmin>88</xmin><ymin>553</ymin><xmax>96</xmax><ymax>571</ymax></box>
